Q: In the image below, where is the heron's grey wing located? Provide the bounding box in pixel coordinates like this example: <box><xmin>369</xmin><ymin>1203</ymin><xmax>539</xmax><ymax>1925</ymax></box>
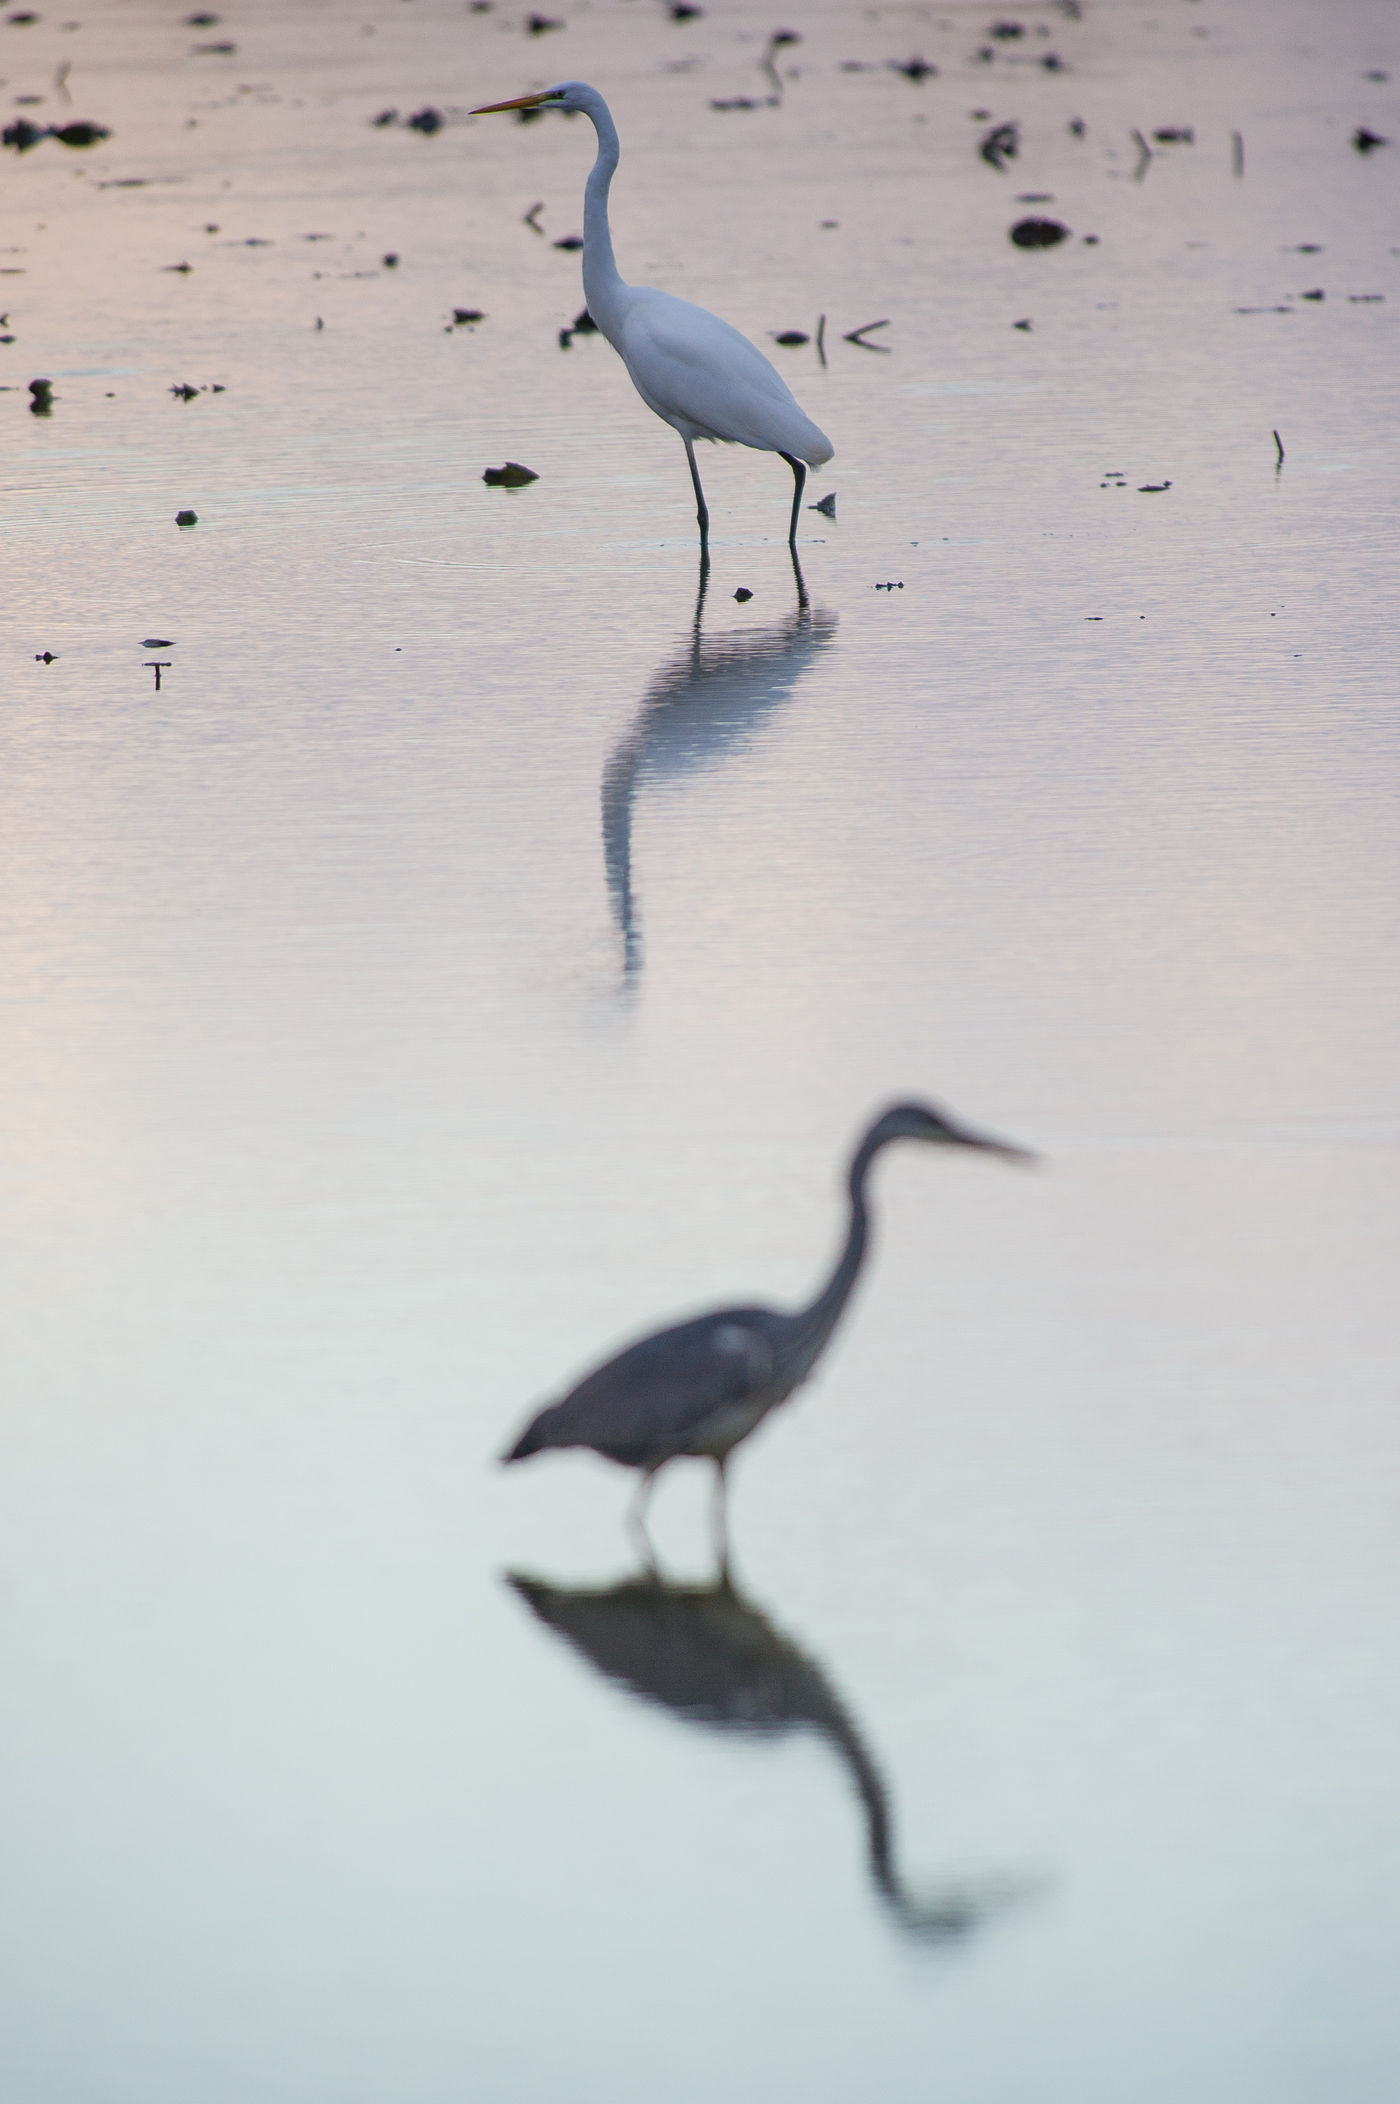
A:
<box><xmin>516</xmin><ymin>1312</ymin><xmax>776</xmax><ymax>1465</ymax></box>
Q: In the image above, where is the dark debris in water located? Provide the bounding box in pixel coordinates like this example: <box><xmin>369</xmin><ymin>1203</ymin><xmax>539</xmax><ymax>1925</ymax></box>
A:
<box><xmin>5</xmin><ymin>115</ymin><xmax>110</xmax><ymax>150</ymax></box>
<box><xmin>1010</xmin><ymin>217</ymin><xmax>1068</xmax><ymax>248</ymax></box>
<box><xmin>552</xmin><ymin>234</ymin><xmax>583</xmax><ymax>251</ymax></box>
<box><xmin>558</xmin><ymin>306</ymin><xmax>597</xmax><ymax>346</ymax></box>
<box><xmin>734</xmin><ymin>587</ymin><xmax>753</xmax><ymax>602</ymax></box>
<box><xmin>452</xmin><ymin>307</ymin><xmax>486</xmax><ymax>325</ymax></box>
<box><xmin>772</xmin><ymin>329</ymin><xmax>809</xmax><ymax>346</ymax></box>
<box><xmin>890</xmin><ymin>56</ymin><xmax>936</xmax><ymax>82</ymax></box>
<box><xmin>981</xmin><ymin>121</ymin><xmax>1018</xmax><ymax>170</ymax></box>
<box><xmin>483</xmin><ymin>461</ymin><xmax>539</xmax><ymax>486</ymax></box>
<box><xmin>843</xmin><ymin>318</ymin><xmax>890</xmax><ymax>350</ymax></box>
<box><xmin>175</xmin><ymin>509</ymin><xmax>198</xmax><ymax>526</ymax></box>
<box><xmin>526</xmin><ymin>12</ymin><xmax>562</xmax><ymax>33</ymax></box>
<box><xmin>1352</xmin><ymin>126</ymin><xmax>1388</xmax><ymax>153</ymax></box>
<box><xmin>809</xmin><ymin>492</ymin><xmax>836</xmax><ymax>518</ymax></box>
<box><xmin>28</xmin><ymin>376</ymin><xmax>52</xmax><ymax>413</ymax></box>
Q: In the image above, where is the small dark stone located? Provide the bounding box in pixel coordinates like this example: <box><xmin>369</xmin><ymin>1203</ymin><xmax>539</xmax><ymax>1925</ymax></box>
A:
<box><xmin>571</xmin><ymin>308</ymin><xmax>597</xmax><ymax>334</ymax></box>
<box><xmin>1040</xmin><ymin>52</ymin><xmax>1064</xmax><ymax>70</ymax></box>
<box><xmin>141</xmin><ymin>638</ymin><xmax>174</xmax><ymax>648</ymax></box>
<box><xmin>1301</xmin><ymin>287</ymin><xmax>1324</xmax><ymax>300</ymax></box>
<box><xmin>1013</xmin><ymin>317</ymin><xmax>1032</xmax><ymax>330</ymax></box>
<box><xmin>383</xmin><ymin>253</ymin><xmax>399</xmax><ymax>268</ymax></box>
<box><xmin>2</xmin><ymin>118</ymin><xmax>46</xmax><ymax>151</ymax></box>
<box><xmin>1010</xmin><ymin>216</ymin><xmax>1069</xmax><ymax>248</ymax></box>
<box><xmin>163</xmin><ymin>261</ymin><xmax>193</xmax><ymax>273</ymax></box>
<box><xmin>1152</xmin><ymin>126</ymin><xmax>1194</xmax><ymax>144</ymax></box>
<box><xmin>1138</xmin><ymin>482</ymin><xmax>1171</xmax><ymax>492</ymax></box>
<box><xmin>184</xmin><ymin>11</ymin><xmax>220</xmax><ymax>24</ymax></box>
<box><xmin>809</xmin><ymin>492</ymin><xmax>836</xmax><ymax>518</ymax></box>
<box><xmin>773</xmin><ymin>329</ymin><xmax>809</xmax><ymax>346</ymax></box>
<box><xmin>170</xmin><ymin>383</ymin><xmax>199</xmax><ymax>400</ymax></box>
<box><xmin>1068</xmin><ymin>117</ymin><xmax>1086</xmax><ymax>136</ymax></box>
<box><xmin>175</xmin><ymin>509</ymin><xmax>198</xmax><ymax>526</ymax></box>
<box><xmin>372</xmin><ymin>108</ymin><xmax>398</xmax><ymax>127</ymax></box>
<box><xmin>407</xmin><ymin>106</ymin><xmax>442</xmax><ymax>134</ymax></box>
<box><xmin>28</xmin><ymin>376</ymin><xmax>52</xmax><ymax>413</ymax></box>
<box><xmin>890</xmin><ymin>56</ymin><xmax>936</xmax><ymax>81</ymax></box>
<box><xmin>483</xmin><ymin>461</ymin><xmax>539</xmax><ymax>486</ymax></box>
<box><xmin>453</xmin><ymin>307</ymin><xmax>486</xmax><ymax>325</ymax></box>
<box><xmin>526</xmin><ymin>12</ymin><xmax>562</xmax><ymax>32</ymax></box>
<box><xmin>670</xmin><ymin>2</ymin><xmax>702</xmax><ymax>16</ymax></box>
<box><xmin>552</xmin><ymin>234</ymin><xmax>583</xmax><ymax>250</ymax></box>
<box><xmin>1353</xmin><ymin>126</ymin><xmax>1388</xmax><ymax>153</ymax></box>
<box><xmin>734</xmin><ymin>587</ymin><xmax>753</xmax><ymax>602</ymax></box>
<box><xmin>989</xmin><ymin>20</ymin><xmax>1025</xmax><ymax>38</ymax></box>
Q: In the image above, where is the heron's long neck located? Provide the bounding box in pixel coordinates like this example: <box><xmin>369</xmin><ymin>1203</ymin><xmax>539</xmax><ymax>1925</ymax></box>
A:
<box><xmin>792</xmin><ymin>1133</ymin><xmax>881</xmax><ymax>1360</ymax></box>
<box><xmin>581</xmin><ymin>99</ymin><xmax>628</xmax><ymax>336</ymax></box>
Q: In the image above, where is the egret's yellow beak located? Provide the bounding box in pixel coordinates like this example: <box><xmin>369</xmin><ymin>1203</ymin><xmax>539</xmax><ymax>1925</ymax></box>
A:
<box><xmin>470</xmin><ymin>91</ymin><xmax>550</xmax><ymax>115</ymax></box>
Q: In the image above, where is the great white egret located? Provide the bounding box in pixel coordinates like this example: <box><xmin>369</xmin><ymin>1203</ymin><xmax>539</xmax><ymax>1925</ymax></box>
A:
<box><xmin>470</xmin><ymin>81</ymin><xmax>834</xmax><ymax>547</ymax></box>
<box><xmin>502</xmin><ymin>1101</ymin><xmax>1034</xmax><ymax>1546</ymax></box>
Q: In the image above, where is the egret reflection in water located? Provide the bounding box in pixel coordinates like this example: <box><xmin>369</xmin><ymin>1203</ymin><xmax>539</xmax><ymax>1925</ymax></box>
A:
<box><xmin>507</xmin><ymin>1564</ymin><xmax>1039</xmax><ymax>1949</ymax></box>
<box><xmin>602</xmin><ymin>552</ymin><xmax>836</xmax><ymax>982</ymax></box>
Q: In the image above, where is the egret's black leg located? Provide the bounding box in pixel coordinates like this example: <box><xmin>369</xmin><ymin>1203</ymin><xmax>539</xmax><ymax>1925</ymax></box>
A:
<box><xmin>780</xmin><ymin>451</ymin><xmax>807</xmax><ymax>548</ymax></box>
<box><xmin>787</xmin><ymin>543</ymin><xmax>810</xmax><ymax>614</ymax></box>
<box><xmin>683</xmin><ymin>437</ymin><xmax>710</xmax><ymax>547</ymax></box>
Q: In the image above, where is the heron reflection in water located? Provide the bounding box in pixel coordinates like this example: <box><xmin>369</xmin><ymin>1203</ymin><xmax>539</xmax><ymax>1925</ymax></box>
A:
<box><xmin>508</xmin><ymin>1563</ymin><xmax>1039</xmax><ymax>1948</ymax></box>
<box><xmin>602</xmin><ymin>549</ymin><xmax>835</xmax><ymax>983</ymax></box>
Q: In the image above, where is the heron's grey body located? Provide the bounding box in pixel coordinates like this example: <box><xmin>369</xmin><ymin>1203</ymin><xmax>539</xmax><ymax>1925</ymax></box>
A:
<box><xmin>502</xmin><ymin>1102</ymin><xmax>1032</xmax><ymax>1526</ymax></box>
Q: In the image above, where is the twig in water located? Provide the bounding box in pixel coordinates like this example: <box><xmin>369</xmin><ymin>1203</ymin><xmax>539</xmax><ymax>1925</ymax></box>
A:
<box><xmin>843</xmin><ymin>318</ymin><xmax>890</xmax><ymax>351</ymax></box>
<box><xmin>815</xmin><ymin>313</ymin><xmax>827</xmax><ymax>367</ymax></box>
<box><xmin>1130</xmin><ymin>128</ymin><xmax>1152</xmax><ymax>181</ymax></box>
<box><xmin>523</xmin><ymin>200</ymin><xmax>544</xmax><ymax>234</ymax></box>
<box><xmin>1273</xmin><ymin>428</ymin><xmax>1285</xmax><ymax>470</ymax></box>
<box><xmin>1231</xmin><ymin>130</ymin><xmax>1244</xmax><ymax>177</ymax></box>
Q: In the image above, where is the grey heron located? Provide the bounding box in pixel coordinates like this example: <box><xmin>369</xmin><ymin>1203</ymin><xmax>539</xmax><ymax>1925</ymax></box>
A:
<box><xmin>502</xmin><ymin>1100</ymin><xmax>1034</xmax><ymax>1544</ymax></box>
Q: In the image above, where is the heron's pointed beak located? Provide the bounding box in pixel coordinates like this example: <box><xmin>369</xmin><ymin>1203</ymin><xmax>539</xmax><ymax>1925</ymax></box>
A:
<box><xmin>470</xmin><ymin>91</ymin><xmax>550</xmax><ymax>115</ymax></box>
<box><xmin>957</xmin><ymin>1126</ymin><xmax>1039</xmax><ymax>1166</ymax></box>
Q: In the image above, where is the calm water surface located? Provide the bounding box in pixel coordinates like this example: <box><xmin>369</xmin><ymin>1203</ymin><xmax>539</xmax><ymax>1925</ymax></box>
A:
<box><xmin>2</xmin><ymin>1</ymin><xmax>1399</xmax><ymax>2098</ymax></box>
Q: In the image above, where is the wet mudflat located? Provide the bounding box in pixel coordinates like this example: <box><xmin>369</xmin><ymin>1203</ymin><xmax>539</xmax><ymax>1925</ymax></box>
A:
<box><xmin>2</xmin><ymin>2</ymin><xmax>1399</xmax><ymax>2099</ymax></box>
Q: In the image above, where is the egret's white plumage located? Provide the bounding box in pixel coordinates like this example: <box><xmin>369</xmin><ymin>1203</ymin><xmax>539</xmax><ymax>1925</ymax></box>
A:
<box><xmin>470</xmin><ymin>80</ymin><xmax>833</xmax><ymax>544</ymax></box>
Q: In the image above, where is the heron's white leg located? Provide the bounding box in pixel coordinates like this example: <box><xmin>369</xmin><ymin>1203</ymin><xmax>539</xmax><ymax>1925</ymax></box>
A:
<box><xmin>683</xmin><ymin>437</ymin><xmax>710</xmax><ymax>544</ymax></box>
<box><xmin>780</xmin><ymin>452</ymin><xmax>807</xmax><ymax>549</ymax></box>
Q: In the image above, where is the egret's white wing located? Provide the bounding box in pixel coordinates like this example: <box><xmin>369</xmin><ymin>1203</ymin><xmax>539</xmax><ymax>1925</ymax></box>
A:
<box><xmin>619</xmin><ymin>290</ymin><xmax>833</xmax><ymax>463</ymax></box>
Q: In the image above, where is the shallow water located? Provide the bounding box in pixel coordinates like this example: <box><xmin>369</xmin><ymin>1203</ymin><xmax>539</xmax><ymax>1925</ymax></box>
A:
<box><xmin>3</xmin><ymin>1</ymin><xmax>1399</xmax><ymax>2098</ymax></box>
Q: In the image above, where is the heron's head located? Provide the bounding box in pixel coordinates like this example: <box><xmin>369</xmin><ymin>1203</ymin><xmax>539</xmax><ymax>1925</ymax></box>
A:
<box><xmin>869</xmin><ymin>1099</ymin><xmax>1037</xmax><ymax>1164</ymax></box>
<box><xmin>471</xmin><ymin>81</ymin><xmax>596</xmax><ymax>118</ymax></box>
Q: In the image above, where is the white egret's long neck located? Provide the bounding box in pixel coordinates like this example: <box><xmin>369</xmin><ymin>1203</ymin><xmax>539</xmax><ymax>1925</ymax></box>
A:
<box><xmin>580</xmin><ymin>94</ymin><xmax>628</xmax><ymax>336</ymax></box>
<box><xmin>790</xmin><ymin>1130</ymin><xmax>884</xmax><ymax>1365</ymax></box>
